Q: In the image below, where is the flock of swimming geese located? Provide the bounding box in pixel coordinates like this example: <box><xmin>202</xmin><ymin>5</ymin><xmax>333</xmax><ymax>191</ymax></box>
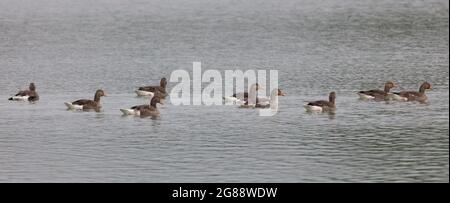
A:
<box><xmin>8</xmin><ymin>79</ymin><xmax>432</xmax><ymax>117</ymax></box>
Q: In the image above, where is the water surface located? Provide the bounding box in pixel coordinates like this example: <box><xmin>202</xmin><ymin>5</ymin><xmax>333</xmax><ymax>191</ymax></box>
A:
<box><xmin>0</xmin><ymin>0</ymin><xmax>448</xmax><ymax>182</ymax></box>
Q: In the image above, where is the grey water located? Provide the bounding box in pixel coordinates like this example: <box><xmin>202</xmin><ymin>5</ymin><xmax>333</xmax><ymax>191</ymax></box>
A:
<box><xmin>0</xmin><ymin>0</ymin><xmax>448</xmax><ymax>182</ymax></box>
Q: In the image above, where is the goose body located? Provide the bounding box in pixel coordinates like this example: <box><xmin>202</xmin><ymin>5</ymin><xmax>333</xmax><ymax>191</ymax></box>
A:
<box><xmin>305</xmin><ymin>92</ymin><xmax>336</xmax><ymax>113</ymax></box>
<box><xmin>393</xmin><ymin>92</ymin><xmax>428</xmax><ymax>102</ymax></box>
<box><xmin>304</xmin><ymin>104</ymin><xmax>326</xmax><ymax>112</ymax></box>
<box><xmin>8</xmin><ymin>83</ymin><xmax>39</xmax><ymax>102</ymax></box>
<box><xmin>357</xmin><ymin>93</ymin><xmax>375</xmax><ymax>100</ymax></box>
<box><xmin>120</xmin><ymin>104</ymin><xmax>151</xmax><ymax>116</ymax></box>
<box><xmin>64</xmin><ymin>102</ymin><xmax>84</xmax><ymax>110</ymax></box>
<box><xmin>120</xmin><ymin>108</ymin><xmax>140</xmax><ymax>116</ymax></box>
<box><xmin>387</xmin><ymin>93</ymin><xmax>408</xmax><ymax>101</ymax></box>
<box><xmin>65</xmin><ymin>90</ymin><xmax>106</xmax><ymax>111</ymax></box>
<box><xmin>358</xmin><ymin>81</ymin><xmax>396</xmax><ymax>101</ymax></box>
<box><xmin>136</xmin><ymin>78</ymin><xmax>168</xmax><ymax>98</ymax></box>
<box><xmin>389</xmin><ymin>82</ymin><xmax>432</xmax><ymax>103</ymax></box>
<box><xmin>121</xmin><ymin>95</ymin><xmax>163</xmax><ymax>117</ymax></box>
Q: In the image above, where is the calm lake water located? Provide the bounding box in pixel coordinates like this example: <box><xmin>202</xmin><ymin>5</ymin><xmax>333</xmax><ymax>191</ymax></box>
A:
<box><xmin>0</xmin><ymin>0</ymin><xmax>448</xmax><ymax>182</ymax></box>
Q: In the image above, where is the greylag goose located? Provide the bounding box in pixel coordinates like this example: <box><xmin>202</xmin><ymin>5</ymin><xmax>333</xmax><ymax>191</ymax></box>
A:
<box><xmin>389</xmin><ymin>82</ymin><xmax>432</xmax><ymax>103</ymax></box>
<box><xmin>304</xmin><ymin>92</ymin><xmax>336</xmax><ymax>113</ymax></box>
<box><xmin>64</xmin><ymin>89</ymin><xmax>107</xmax><ymax>111</ymax></box>
<box><xmin>358</xmin><ymin>81</ymin><xmax>396</xmax><ymax>100</ymax></box>
<box><xmin>120</xmin><ymin>95</ymin><xmax>163</xmax><ymax>117</ymax></box>
<box><xmin>136</xmin><ymin>78</ymin><xmax>168</xmax><ymax>98</ymax></box>
<box><xmin>120</xmin><ymin>92</ymin><xmax>163</xmax><ymax>116</ymax></box>
<box><xmin>8</xmin><ymin>83</ymin><xmax>40</xmax><ymax>102</ymax></box>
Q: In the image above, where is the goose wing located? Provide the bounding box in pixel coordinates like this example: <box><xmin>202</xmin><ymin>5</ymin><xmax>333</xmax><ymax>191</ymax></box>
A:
<box><xmin>395</xmin><ymin>91</ymin><xmax>421</xmax><ymax>99</ymax></box>
<box><xmin>131</xmin><ymin>104</ymin><xmax>150</xmax><ymax>111</ymax></box>
<box><xmin>138</xmin><ymin>86</ymin><xmax>159</xmax><ymax>92</ymax></box>
<box><xmin>72</xmin><ymin>99</ymin><xmax>95</xmax><ymax>106</ymax></box>
<box><xmin>307</xmin><ymin>100</ymin><xmax>331</xmax><ymax>107</ymax></box>
<box><xmin>358</xmin><ymin>89</ymin><xmax>385</xmax><ymax>97</ymax></box>
<box><xmin>15</xmin><ymin>90</ymin><xmax>32</xmax><ymax>96</ymax></box>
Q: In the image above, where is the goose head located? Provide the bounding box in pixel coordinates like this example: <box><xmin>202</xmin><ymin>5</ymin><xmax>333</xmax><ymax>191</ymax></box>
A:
<box><xmin>419</xmin><ymin>82</ymin><xmax>432</xmax><ymax>93</ymax></box>
<box><xmin>29</xmin><ymin>83</ymin><xmax>36</xmax><ymax>91</ymax></box>
<box><xmin>329</xmin><ymin>91</ymin><xmax>336</xmax><ymax>104</ymax></box>
<box><xmin>277</xmin><ymin>89</ymin><xmax>286</xmax><ymax>96</ymax></box>
<box><xmin>94</xmin><ymin>89</ymin><xmax>107</xmax><ymax>102</ymax></box>
<box><xmin>384</xmin><ymin>81</ymin><xmax>396</xmax><ymax>92</ymax></box>
<box><xmin>95</xmin><ymin>89</ymin><xmax>107</xmax><ymax>97</ymax></box>
<box><xmin>160</xmin><ymin>78</ymin><xmax>168</xmax><ymax>88</ymax></box>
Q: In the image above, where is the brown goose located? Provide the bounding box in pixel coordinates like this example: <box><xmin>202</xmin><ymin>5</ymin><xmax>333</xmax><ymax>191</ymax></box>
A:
<box><xmin>64</xmin><ymin>89</ymin><xmax>107</xmax><ymax>110</ymax></box>
<box><xmin>137</xmin><ymin>96</ymin><xmax>163</xmax><ymax>117</ymax></box>
<box><xmin>8</xmin><ymin>83</ymin><xmax>40</xmax><ymax>102</ymax></box>
<box><xmin>136</xmin><ymin>78</ymin><xmax>168</xmax><ymax>98</ymax></box>
<box><xmin>120</xmin><ymin>95</ymin><xmax>163</xmax><ymax>117</ymax></box>
<box><xmin>358</xmin><ymin>81</ymin><xmax>396</xmax><ymax>100</ymax></box>
<box><xmin>389</xmin><ymin>82</ymin><xmax>432</xmax><ymax>103</ymax></box>
<box><xmin>304</xmin><ymin>92</ymin><xmax>336</xmax><ymax>112</ymax></box>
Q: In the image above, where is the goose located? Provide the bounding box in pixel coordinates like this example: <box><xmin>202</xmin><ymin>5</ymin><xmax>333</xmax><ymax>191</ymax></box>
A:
<box><xmin>64</xmin><ymin>89</ymin><xmax>107</xmax><ymax>111</ymax></box>
<box><xmin>358</xmin><ymin>81</ymin><xmax>396</xmax><ymax>100</ymax></box>
<box><xmin>388</xmin><ymin>82</ymin><xmax>432</xmax><ymax>103</ymax></box>
<box><xmin>8</xmin><ymin>83</ymin><xmax>40</xmax><ymax>102</ymax></box>
<box><xmin>136</xmin><ymin>78</ymin><xmax>168</xmax><ymax>98</ymax></box>
<box><xmin>304</xmin><ymin>92</ymin><xmax>336</xmax><ymax>113</ymax></box>
<box><xmin>120</xmin><ymin>96</ymin><xmax>163</xmax><ymax>117</ymax></box>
